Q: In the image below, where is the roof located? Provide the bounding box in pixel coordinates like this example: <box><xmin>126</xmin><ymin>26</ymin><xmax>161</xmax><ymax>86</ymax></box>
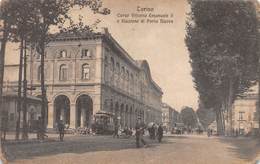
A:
<box><xmin>3</xmin><ymin>91</ymin><xmax>41</xmax><ymax>102</ymax></box>
<box><xmin>136</xmin><ymin>60</ymin><xmax>162</xmax><ymax>93</ymax></box>
<box><xmin>50</xmin><ymin>28</ymin><xmax>163</xmax><ymax>94</ymax></box>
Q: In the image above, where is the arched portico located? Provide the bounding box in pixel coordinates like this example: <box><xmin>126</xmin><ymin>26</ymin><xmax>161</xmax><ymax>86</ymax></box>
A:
<box><xmin>120</xmin><ymin>104</ymin><xmax>124</xmax><ymax>127</ymax></box>
<box><xmin>76</xmin><ymin>95</ymin><xmax>93</xmax><ymax>128</ymax></box>
<box><xmin>54</xmin><ymin>95</ymin><xmax>70</xmax><ymax>127</ymax></box>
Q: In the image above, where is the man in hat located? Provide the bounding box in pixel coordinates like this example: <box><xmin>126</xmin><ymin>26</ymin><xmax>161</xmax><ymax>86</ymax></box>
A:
<box><xmin>135</xmin><ymin>117</ymin><xmax>147</xmax><ymax>148</ymax></box>
<box><xmin>57</xmin><ymin>120</ymin><xmax>65</xmax><ymax>141</ymax></box>
<box><xmin>113</xmin><ymin>116</ymin><xmax>119</xmax><ymax>138</ymax></box>
<box><xmin>157</xmin><ymin>124</ymin><xmax>163</xmax><ymax>143</ymax></box>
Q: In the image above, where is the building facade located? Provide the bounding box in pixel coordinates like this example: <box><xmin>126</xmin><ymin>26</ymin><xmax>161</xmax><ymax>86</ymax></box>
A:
<box><xmin>1</xmin><ymin>91</ymin><xmax>42</xmax><ymax>131</ymax></box>
<box><xmin>232</xmin><ymin>93</ymin><xmax>259</xmax><ymax>135</ymax></box>
<box><xmin>19</xmin><ymin>28</ymin><xmax>163</xmax><ymax>129</ymax></box>
<box><xmin>162</xmin><ymin>103</ymin><xmax>180</xmax><ymax>132</ymax></box>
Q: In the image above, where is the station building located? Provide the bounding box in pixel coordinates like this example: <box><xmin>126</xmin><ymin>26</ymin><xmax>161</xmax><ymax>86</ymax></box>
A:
<box><xmin>3</xmin><ymin>28</ymin><xmax>163</xmax><ymax>130</ymax></box>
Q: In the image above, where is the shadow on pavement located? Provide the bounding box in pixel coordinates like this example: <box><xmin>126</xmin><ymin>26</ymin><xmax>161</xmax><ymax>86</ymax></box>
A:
<box><xmin>4</xmin><ymin>135</ymin><xmax>164</xmax><ymax>162</ymax></box>
<box><xmin>218</xmin><ymin>137</ymin><xmax>260</xmax><ymax>162</ymax></box>
<box><xmin>163</xmin><ymin>135</ymin><xmax>188</xmax><ymax>140</ymax></box>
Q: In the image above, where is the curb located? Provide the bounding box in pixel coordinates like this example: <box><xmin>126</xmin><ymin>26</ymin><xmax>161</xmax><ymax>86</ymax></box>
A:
<box><xmin>3</xmin><ymin>138</ymin><xmax>58</xmax><ymax>145</ymax></box>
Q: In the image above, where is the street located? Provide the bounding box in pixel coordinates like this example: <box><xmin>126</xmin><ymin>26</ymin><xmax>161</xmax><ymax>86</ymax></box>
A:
<box><xmin>4</xmin><ymin>134</ymin><xmax>260</xmax><ymax>164</ymax></box>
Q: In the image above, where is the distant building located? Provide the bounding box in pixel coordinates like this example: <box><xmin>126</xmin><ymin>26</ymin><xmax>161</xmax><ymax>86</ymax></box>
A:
<box><xmin>162</xmin><ymin>103</ymin><xmax>180</xmax><ymax>132</ymax></box>
<box><xmin>232</xmin><ymin>93</ymin><xmax>259</xmax><ymax>135</ymax></box>
<box><xmin>1</xmin><ymin>91</ymin><xmax>42</xmax><ymax>131</ymax></box>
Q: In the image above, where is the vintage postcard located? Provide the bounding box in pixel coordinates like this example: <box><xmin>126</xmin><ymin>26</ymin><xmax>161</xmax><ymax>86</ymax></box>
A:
<box><xmin>0</xmin><ymin>0</ymin><xmax>259</xmax><ymax>163</ymax></box>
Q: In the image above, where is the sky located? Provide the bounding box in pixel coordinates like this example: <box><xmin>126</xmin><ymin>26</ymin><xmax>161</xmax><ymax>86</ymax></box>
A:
<box><xmin>5</xmin><ymin>0</ymin><xmax>199</xmax><ymax>111</ymax></box>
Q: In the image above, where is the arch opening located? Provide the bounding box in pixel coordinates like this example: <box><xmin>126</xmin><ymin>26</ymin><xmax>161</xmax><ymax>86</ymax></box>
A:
<box><xmin>76</xmin><ymin>95</ymin><xmax>93</xmax><ymax>128</ymax></box>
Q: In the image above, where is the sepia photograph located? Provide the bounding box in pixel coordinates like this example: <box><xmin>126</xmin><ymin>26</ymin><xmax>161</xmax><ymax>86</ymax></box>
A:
<box><xmin>0</xmin><ymin>0</ymin><xmax>259</xmax><ymax>163</ymax></box>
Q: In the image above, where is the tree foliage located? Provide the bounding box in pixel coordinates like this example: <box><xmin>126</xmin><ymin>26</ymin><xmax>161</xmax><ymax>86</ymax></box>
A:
<box><xmin>185</xmin><ymin>0</ymin><xmax>258</xmax><ymax>134</ymax></box>
<box><xmin>0</xmin><ymin>0</ymin><xmax>110</xmax><ymax>138</ymax></box>
<box><xmin>26</xmin><ymin>0</ymin><xmax>110</xmax><ymax>131</ymax></box>
<box><xmin>196</xmin><ymin>103</ymin><xmax>215</xmax><ymax>129</ymax></box>
<box><xmin>180</xmin><ymin>107</ymin><xmax>198</xmax><ymax>128</ymax></box>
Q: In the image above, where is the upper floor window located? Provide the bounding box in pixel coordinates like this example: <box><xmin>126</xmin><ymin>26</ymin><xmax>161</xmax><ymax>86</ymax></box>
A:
<box><xmin>116</xmin><ymin>62</ymin><xmax>120</xmax><ymax>74</ymax></box>
<box><xmin>59</xmin><ymin>50</ymin><xmax>67</xmax><ymax>58</ymax></box>
<box><xmin>82</xmin><ymin>64</ymin><xmax>90</xmax><ymax>80</ymax></box>
<box><xmin>126</xmin><ymin>70</ymin><xmax>129</xmax><ymax>80</ymax></box>
<box><xmin>121</xmin><ymin>66</ymin><xmax>125</xmax><ymax>76</ymax></box>
<box><xmin>110</xmin><ymin>57</ymin><xmax>115</xmax><ymax>71</ymax></box>
<box><xmin>37</xmin><ymin>65</ymin><xmax>41</xmax><ymax>81</ymax></box>
<box><xmin>59</xmin><ymin>64</ymin><xmax>68</xmax><ymax>81</ymax></box>
<box><xmin>37</xmin><ymin>65</ymin><xmax>47</xmax><ymax>81</ymax></box>
<box><xmin>239</xmin><ymin>111</ymin><xmax>245</xmax><ymax>120</ymax></box>
<box><xmin>81</xmin><ymin>49</ymin><xmax>91</xmax><ymax>58</ymax></box>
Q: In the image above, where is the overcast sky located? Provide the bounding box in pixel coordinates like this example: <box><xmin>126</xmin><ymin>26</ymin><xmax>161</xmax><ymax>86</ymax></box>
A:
<box><xmin>5</xmin><ymin>0</ymin><xmax>199</xmax><ymax>111</ymax></box>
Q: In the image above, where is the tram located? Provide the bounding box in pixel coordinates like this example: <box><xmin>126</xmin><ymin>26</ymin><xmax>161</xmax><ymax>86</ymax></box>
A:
<box><xmin>92</xmin><ymin>111</ymin><xmax>115</xmax><ymax>135</ymax></box>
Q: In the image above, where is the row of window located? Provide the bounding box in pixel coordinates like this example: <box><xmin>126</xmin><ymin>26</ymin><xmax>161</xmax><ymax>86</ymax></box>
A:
<box><xmin>35</xmin><ymin>49</ymin><xmax>92</xmax><ymax>59</ymax></box>
<box><xmin>238</xmin><ymin>111</ymin><xmax>258</xmax><ymax>121</ymax></box>
<box><xmin>37</xmin><ymin>64</ymin><xmax>90</xmax><ymax>81</ymax></box>
<box><xmin>104</xmin><ymin>56</ymin><xmax>134</xmax><ymax>80</ymax></box>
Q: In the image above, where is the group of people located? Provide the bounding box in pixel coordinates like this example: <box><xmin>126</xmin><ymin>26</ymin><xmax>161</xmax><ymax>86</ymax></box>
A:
<box><xmin>113</xmin><ymin>118</ymin><xmax>164</xmax><ymax>148</ymax></box>
<box><xmin>148</xmin><ymin>123</ymin><xmax>163</xmax><ymax>142</ymax></box>
<box><xmin>135</xmin><ymin>118</ymin><xmax>164</xmax><ymax>148</ymax></box>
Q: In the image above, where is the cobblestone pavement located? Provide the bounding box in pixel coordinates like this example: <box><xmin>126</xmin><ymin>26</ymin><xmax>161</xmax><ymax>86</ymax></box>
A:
<box><xmin>4</xmin><ymin>134</ymin><xmax>260</xmax><ymax>164</ymax></box>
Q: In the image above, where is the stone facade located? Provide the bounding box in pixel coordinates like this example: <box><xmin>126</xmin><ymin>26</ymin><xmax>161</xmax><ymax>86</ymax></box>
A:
<box><xmin>23</xmin><ymin>28</ymin><xmax>163</xmax><ymax>129</ymax></box>
<box><xmin>232</xmin><ymin>93</ymin><xmax>259</xmax><ymax>135</ymax></box>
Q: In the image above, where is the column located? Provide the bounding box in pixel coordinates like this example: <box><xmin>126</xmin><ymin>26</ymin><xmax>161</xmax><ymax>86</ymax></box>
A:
<box><xmin>80</xmin><ymin>109</ymin><xmax>84</xmax><ymax>128</ymax></box>
<box><xmin>125</xmin><ymin>110</ymin><xmax>128</xmax><ymax>127</ymax></box>
<box><xmin>47</xmin><ymin>103</ymin><xmax>53</xmax><ymax>129</ymax></box>
<box><xmin>70</xmin><ymin>104</ymin><xmax>76</xmax><ymax>129</ymax></box>
<box><xmin>129</xmin><ymin>110</ymin><xmax>132</xmax><ymax>128</ymax></box>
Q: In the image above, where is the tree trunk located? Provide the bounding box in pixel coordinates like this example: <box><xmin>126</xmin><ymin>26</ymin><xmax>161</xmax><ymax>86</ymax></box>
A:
<box><xmin>216</xmin><ymin>108</ymin><xmax>224</xmax><ymax>135</ymax></box>
<box><xmin>16</xmin><ymin>38</ymin><xmax>24</xmax><ymax>140</ymax></box>
<box><xmin>0</xmin><ymin>19</ymin><xmax>8</xmax><ymax>164</ymax></box>
<box><xmin>221</xmin><ymin>108</ymin><xmax>225</xmax><ymax>133</ymax></box>
<box><xmin>22</xmin><ymin>40</ymin><xmax>28</xmax><ymax>140</ymax></box>
<box><xmin>258</xmin><ymin>78</ymin><xmax>260</xmax><ymax>135</ymax></box>
<box><xmin>216</xmin><ymin>109</ymin><xmax>221</xmax><ymax>135</ymax></box>
<box><xmin>40</xmin><ymin>35</ymin><xmax>46</xmax><ymax>133</ymax></box>
<box><xmin>227</xmin><ymin>78</ymin><xmax>234</xmax><ymax>136</ymax></box>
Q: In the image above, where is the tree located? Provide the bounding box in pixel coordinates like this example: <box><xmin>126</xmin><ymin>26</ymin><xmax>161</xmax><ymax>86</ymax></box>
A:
<box><xmin>196</xmin><ymin>103</ymin><xmax>215</xmax><ymax>129</ymax></box>
<box><xmin>180</xmin><ymin>107</ymin><xmax>198</xmax><ymax>128</ymax></box>
<box><xmin>0</xmin><ymin>0</ymin><xmax>13</xmax><ymax>162</ymax></box>
<box><xmin>30</xmin><ymin>0</ymin><xmax>110</xmax><ymax>133</ymax></box>
<box><xmin>186</xmin><ymin>0</ymin><xmax>258</xmax><ymax>135</ymax></box>
<box><xmin>4</xmin><ymin>0</ymin><xmax>41</xmax><ymax>140</ymax></box>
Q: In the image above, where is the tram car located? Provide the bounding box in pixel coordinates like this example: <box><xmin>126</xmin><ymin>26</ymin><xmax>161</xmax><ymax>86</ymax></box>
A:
<box><xmin>92</xmin><ymin>111</ymin><xmax>115</xmax><ymax>135</ymax></box>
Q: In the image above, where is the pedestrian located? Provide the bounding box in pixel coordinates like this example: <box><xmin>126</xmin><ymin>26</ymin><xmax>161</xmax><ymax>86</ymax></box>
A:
<box><xmin>207</xmin><ymin>128</ymin><xmax>211</xmax><ymax>137</ymax></box>
<box><xmin>135</xmin><ymin>118</ymin><xmax>147</xmax><ymax>148</ymax></box>
<box><xmin>157</xmin><ymin>124</ymin><xmax>163</xmax><ymax>143</ymax></box>
<box><xmin>37</xmin><ymin>116</ymin><xmax>44</xmax><ymax>140</ymax></box>
<box><xmin>1</xmin><ymin>111</ymin><xmax>8</xmax><ymax>141</ymax></box>
<box><xmin>113</xmin><ymin>117</ymin><xmax>119</xmax><ymax>138</ymax></box>
<box><xmin>151</xmin><ymin>124</ymin><xmax>156</xmax><ymax>140</ymax></box>
<box><xmin>57</xmin><ymin>120</ymin><xmax>65</xmax><ymax>141</ymax></box>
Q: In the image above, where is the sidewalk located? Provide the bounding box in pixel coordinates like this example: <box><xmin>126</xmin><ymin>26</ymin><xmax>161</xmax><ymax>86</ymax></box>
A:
<box><xmin>2</xmin><ymin>132</ymin><xmax>75</xmax><ymax>145</ymax></box>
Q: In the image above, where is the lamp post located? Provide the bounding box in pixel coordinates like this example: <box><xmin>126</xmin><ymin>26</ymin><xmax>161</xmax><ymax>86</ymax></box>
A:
<box><xmin>22</xmin><ymin>40</ymin><xmax>28</xmax><ymax>139</ymax></box>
